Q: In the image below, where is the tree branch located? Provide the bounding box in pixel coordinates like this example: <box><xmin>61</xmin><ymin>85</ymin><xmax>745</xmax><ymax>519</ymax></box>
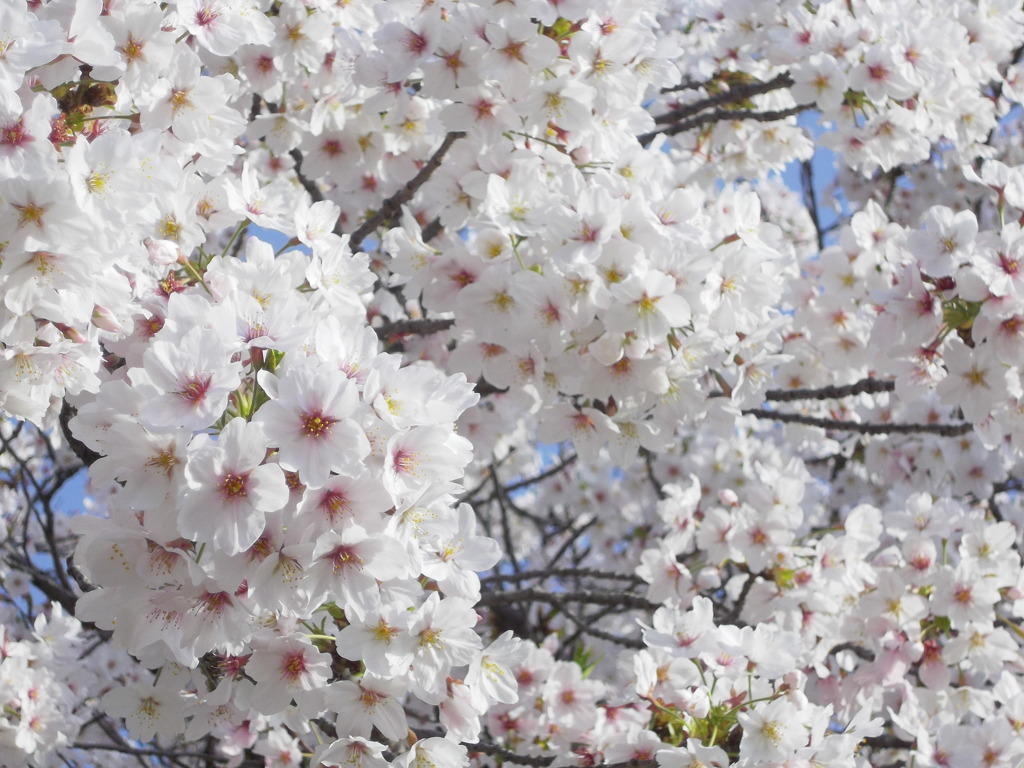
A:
<box><xmin>742</xmin><ymin>408</ymin><xmax>973</xmax><ymax>436</ymax></box>
<box><xmin>481</xmin><ymin>568</ymin><xmax>643</xmax><ymax>586</ymax></box>
<box><xmin>639</xmin><ymin>104</ymin><xmax>811</xmax><ymax>147</ymax></box>
<box><xmin>652</xmin><ymin>72</ymin><xmax>795</xmax><ymax>125</ymax></box>
<box><xmin>477</xmin><ymin>587</ymin><xmax>657</xmax><ymax>611</ymax></box>
<box><xmin>764</xmin><ymin>377</ymin><xmax>896</xmax><ymax>402</ymax></box>
<box><xmin>559</xmin><ymin>605</ymin><xmax>645</xmax><ymax>649</ymax></box>
<box><xmin>800</xmin><ymin>157</ymin><xmax>825</xmax><ymax>252</ymax></box>
<box><xmin>374</xmin><ymin>317</ymin><xmax>455</xmax><ymax>338</ymax></box>
<box><xmin>348</xmin><ymin>131</ymin><xmax>465</xmax><ymax>250</ymax></box>
<box><xmin>71</xmin><ymin>742</ymin><xmax>228</xmax><ymax>762</ymax></box>
<box><xmin>502</xmin><ymin>453</ymin><xmax>579</xmax><ymax>494</ymax></box>
<box><xmin>289</xmin><ymin>148</ymin><xmax>324</xmax><ymax>203</ymax></box>
<box><xmin>59</xmin><ymin>401</ymin><xmax>101</xmax><ymax>467</ymax></box>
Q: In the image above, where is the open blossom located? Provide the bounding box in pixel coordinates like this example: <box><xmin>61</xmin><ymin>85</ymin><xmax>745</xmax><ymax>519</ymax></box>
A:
<box><xmin>466</xmin><ymin>631</ymin><xmax>527</xmax><ymax>709</ymax></box>
<box><xmin>383</xmin><ymin>425</ymin><xmax>473</xmax><ymax>506</ymax></box>
<box><xmin>179</xmin><ymin>418</ymin><xmax>288</xmax><ymax>554</ymax></box>
<box><xmin>334</xmin><ymin>601</ymin><xmax>416</xmax><ymax>676</ymax></box>
<box><xmin>326</xmin><ymin>674</ymin><xmax>409</xmax><ymax>741</ymax></box>
<box><xmin>101</xmin><ymin>682</ymin><xmax>187</xmax><ymax>743</ymax></box>
<box><xmin>604</xmin><ymin>269</ymin><xmax>691</xmax><ymax>342</ymax></box>
<box><xmin>737</xmin><ymin>698</ymin><xmax>807</xmax><ymax>762</ymax></box>
<box><xmin>255</xmin><ymin>359</ymin><xmax>370</xmax><ymax>489</ymax></box>
<box><xmin>314</xmin><ymin>737</ymin><xmax>389</xmax><ymax>768</ymax></box>
<box><xmin>133</xmin><ymin>325</ymin><xmax>242</xmax><ymax>431</ymax></box>
<box><xmin>246</xmin><ymin>634</ymin><xmax>332</xmax><ymax>717</ymax></box>
<box><xmin>178</xmin><ymin>0</ymin><xmax>273</xmax><ymax>57</ymax></box>
<box><xmin>308</xmin><ymin>523</ymin><xmax>411</xmax><ymax>620</ymax></box>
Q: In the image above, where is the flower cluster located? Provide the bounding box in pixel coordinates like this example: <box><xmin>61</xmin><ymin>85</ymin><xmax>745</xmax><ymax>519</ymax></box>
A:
<box><xmin>5</xmin><ymin>0</ymin><xmax>1024</xmax><ymax>767</ymax></box>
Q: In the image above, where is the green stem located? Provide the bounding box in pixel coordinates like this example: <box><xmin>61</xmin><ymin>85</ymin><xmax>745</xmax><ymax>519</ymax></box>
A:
<box><xmin>220</xmin><ymin>221</ymin><xmax>250</xmax><ymax>259</ymax></box>
<box><xmin>80</xmin><ymin>114</ymin><xmax>137</xmax><ymax>122</ymax></box>
<box><xmin>179</xmin><ymin>258</ymin><xmax>210</xmax><ymax>293</ymax></box>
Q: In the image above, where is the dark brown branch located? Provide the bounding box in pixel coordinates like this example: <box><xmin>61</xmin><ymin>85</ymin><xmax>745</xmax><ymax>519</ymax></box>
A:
<box><xmin>828</xmin><ymin>642</ymin><xmax>876</xmax><ymax>662</ymax></box>
<box><xmin>71</xmin><ymin>743</ymin><xmax>228</xmax><ymax>762</ymax></box>
<box><xmin>477</xmin><ymin>587</ymin><xmax>657</xmax><ymax>611</ymax></box>
<box><xmin>492</xmin><ymin>465</ymin><xmax>522</xmax><ymax>577</ymax></box>
<box><xmin>659</xmin><ymin>76</ymin><xmax>709</xmax><ymax>94</ymax></box>
<box><xmin>801</xmin><ymin>157</ymin><xmax>825</xmax><ymax>252</ymax></box>
<box><xmin>374</xmin><ymin>317</ymin><xmax>455</xmax><ymax>338</ymax></box>
<box><xmin>59</xmin><ymin>401</ymin><xmax>101</xmax><ymax>467</ymax></box>
<box><xmin>863</xmin><ymin>734</ymin><xmax>915</xmax><ymax>751</ymax></box>
<box><xmin>559</xmin><ymin>605</ymin><xmax>645</xmax><ymax>649</ymax></box>
<box><xmin>639</xmin><ymin>104</ymin><xmax>811</xmax><ymax>147</ymax></box>
<box><xmin>481</xmin><ymin>568</ymin><xmax>643</xmax><ymax>585</ymax></box>
<box><xmin>721</xmin><ymin>570</ymin><xmax>757</xmax><ymax>626</ymax></box>
<box><xmin>764</xmin><ymin>378</ymin><xmax>895</xmax><ymax>402</ymax></box>
<box><xmin>289</xmin><ymin>149</ymin><xmax>324</xmax><ymax>203</ymax></box>
<box><xmin>503</xmin><ymin>453</ymin><xmax>578</xmax><ymax>494</ymax></box>
<box><xmin>652</xmin><ymin>72</ymin><xmax>795</xmax><ymax>125</ymax></box>
<box><xmin>743</xmin><ymin>408</ymin><xmax>973</xmax><ymax>437</ymax></box>
<box><xmin>641</xmin><ymin>448</ymin><xmax>666</xmax><ymax>501</ymax></box>
<box><xmin>544</xmin><ymin>516</ymin><xmax>598</xmax><ymax>572</ymax></box>
<box><xmin>348</xmin><ymin>131</ymin><xmax>465</xmax><ymax>250</ymax></box>
<box><xmin>421</xmin><ymin>216</ymin><xmax>444</xmax><ymax>242</ymax></box>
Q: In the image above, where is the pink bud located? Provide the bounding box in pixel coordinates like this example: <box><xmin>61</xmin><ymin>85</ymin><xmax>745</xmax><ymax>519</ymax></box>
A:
<box><xmin>145</xmin><ymin>237</ymin><xmax>181</xmax><ymax>266</ymax></box>
<box><xmin>54</xmin><ymin>323</ymin><xmax>88</xmax><ymax>343</ymax></box>
<box><xmin>91</xmin><ymin>305</ymin><xmax>123</xmax><ymax>333</ymax></box>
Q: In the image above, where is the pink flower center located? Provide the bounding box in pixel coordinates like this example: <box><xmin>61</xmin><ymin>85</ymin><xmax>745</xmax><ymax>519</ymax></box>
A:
<box><xmin>326</xmin><ymin>544</ymin><xmax>363</xmax><ymax>573</ymax></box>
<box><xmin>392</xmin><ymin>448</ymin><xmax>418</xmax><ymax>474</ymax></box>
<box><xmin>300</xmin><ymin>410</ymin><xmax>336</xmax><ymax>438</ymax></box>
<box><xmin>177</xmin><ymin>375</ymin><xmax>212</xmax><ymax>406</ymax></box>
<box><xmin>219</xmin><ymin>471</ymin><xmax>249</xmax><ymax>500</ymax></box>
<box><xmin>319</xmin><ymin>489</ymin><xmax>350</xmax><ymax>520</ymax></box>
<box><xmin>194</xmin><ymin>6</ymin><xmax>220</xmax><ymax>27</ymax></box>
<box><xmin>1</xmin><ymin>119</ymin><xmax>30</xmax><ymax>148</ymax></box>
<box><xmin>280</xmin><ymin>651</ymin><xmax>307</xmax><ymax>683</ymax></box>
<box><xmin>404</xmin><ymin>31</ymin><xmax>428</xmax><ymax>55</ymax></box>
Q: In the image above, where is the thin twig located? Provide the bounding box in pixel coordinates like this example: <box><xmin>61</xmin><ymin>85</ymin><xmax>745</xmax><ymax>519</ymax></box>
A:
<box><xmin>503</xmin><ymin>453</ymin><xmax>578</xmax><ymax>494</ymax></box>
<box><xmin>559</xmin><ymin>605</ymin><xmax>645</xmax><ymax>649</ymax></box>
